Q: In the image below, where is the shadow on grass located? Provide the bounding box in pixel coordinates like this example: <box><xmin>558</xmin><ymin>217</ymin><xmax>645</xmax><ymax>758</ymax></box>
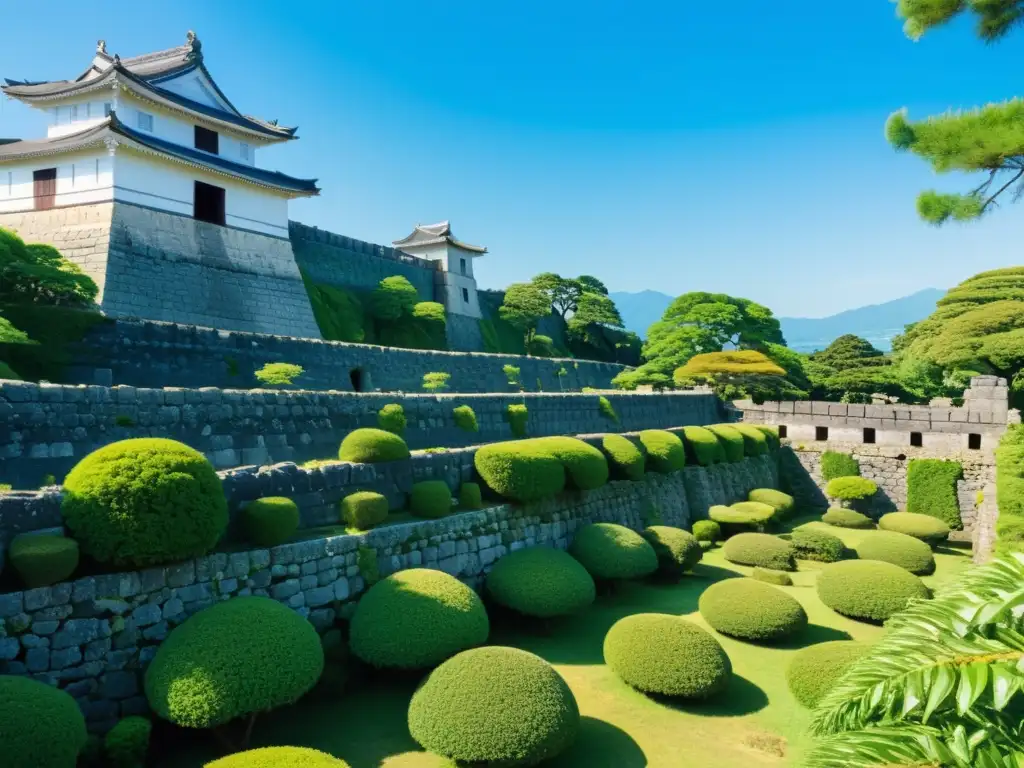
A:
<box><xmin>650</xmin><ymin>673</ymin><xmax>769</xmax><ymax>718</ymax></box>
<box><xmin>768</xmin><ymin>623</ymin><xmax>853</xmax><ymax>651</ymax></box>
<box><xmin>556</xmin><ymin>716</ymin><xmax>648</xmax><ymax>767</ymax></box>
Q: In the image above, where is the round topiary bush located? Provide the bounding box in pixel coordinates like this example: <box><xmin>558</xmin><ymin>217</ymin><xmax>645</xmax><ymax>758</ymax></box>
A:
<box><xmin>204</xmin><ymin>747</ymin><xmax>350</xmax><ymax>767</ymax></box>
<box><xmin>603</xmin><ymin>613</ymin><xmax>731</xmax><ymax>698</ymax></box>
<box><xmin>822</xmin><ymin>507</ymin><xmax>874</xmax><ymax>529</ymax></box>
<box><xmin>699</xmin><ymin>578</ymin><xmax>807</xmax><ymax>641</ymax></box>
<box><xmin>144</xmin><ymin>597</ymin><xmax>324</xmax><ymax>729</ymax></box>
<box><xmin>816</xmin><ymin>560</ymin><xmax>930</xmax><ymax>622</ymax></box>
<box><xmin>410</xmin><ymin>480</ymin><xmax>453</xmax><ymax>519</ymax></box>
<box><xmin>104</xmin><ymin>716</ymin><xmax>152</xmax><ymax>768</ymax></box>
<box><xmin>789</xmin><ymin>528</ymin><xmax>845</xmax><ymax>562</ymax></box>
<box><xmin>376</xmin><ymin>403</ymin><xmax>406</xmax><ymax>435</ymax></box>
<box><xmin>340</xmin><ymin>491</ymin><xmax>388</xmax><ymax>529</ymax></box>
<box><xmin>878</xmin><ymin>511</ymin><xmax>951</xmax><ymax>546</ymax></box>
<box><xmin>748</xmin><ymin>488</ymin><xmax>794</xmax><ymax>519</ymax></box>
<box><xmin>0</xmin><ymin>675</ymin><xmax>87</xmax><ymax>768</ymax></box>
<box><xmin>61</xmin><ymin>438</ymin><xmax>228</xmax><ymax>567</ymax></box>
<box><xmin>8</xmin><ymin>534</ymin><xmax>79</xmax><ymax>587</ymax></box>
<box><xmin>459</xmin><ymin>482</ymin><xmax>483</xmax><ymax>510</ymax></box>
<box><xmin>536</xmin><ymin>436</ymin><xmax>609</xmax><ymax>490</ymax></box>
<box><xmin>692</xmin><ymin>519</ymin><xmax>721</xmax><ymax>544</ymax></box>
<box><xmin>408</xmin><ymin>646</ymin><xmax>579</xmax><ymax>767</ymax></box>
<box><xmin>638</xmin><ymin>430</ymin><xmax>686</xmax><ymax>473</ymax></box>
<box><xmin>569</xmin><ymin>523</ymin><xmax>658</xmax><ymax>580</ymax></box>
<box><xmin>732</xmin><ymin>423</ymin><xmax>770</xmax><ymax>456</ymax></box>
<box><xmin>854</xmin><ymin>530</ymin><xmax>936</xmax><ymax>575</ymax></box>
<box><xmin>242</xmin><ymin>497</ymin><xmax>299</xmax><ymax>546</ymax></box>
<box><xmin>486</xmin><ymin>547</ymin><xmax>596</xmax><ymax>618</ymax></box>
<box><xmin>826</xmin><ymin>476</ymin><xmax>878</xmax><ymax>502</ymax></box>
<box><xmin>751</xmin><ymin>567</ymin><xmax>793</xmax><ymax>586</ymax></box>
<box><xmin>786</xmin><ymin>640</ymin><xmax>867</xmax><ymax>708</ymax></box>
<box><xmin>709</xmin><ymin>502</ymin><xmax>776</xmax><ymax>534</ymax></box>
<box><xmin>723</xmin><ymin>532</ymin><xmax>797</xmax><ymax>571</ymax></box>
<box><xmin>680</xmin><ymin>426</ymin><xmax>725</xmax><ymax>466</ymax></box>
<box><xmin>473</xmin><ymin>440</ymin><xmax>566</xmax><ymax>502</ymax></box>
<box><xmin>338</xmin><ymin>428</ymin><xmax>410</xmax><ymax>463</ymax></box>
<box><xmin>349</xmin><ymin>568</ymin><xmax>489</xmax><ymax>669</ymax></box>
<box><xmin>641</xmin><ymin>526</ymin><xmax>703</xmax><ymax>577</ymax></box>
<box><xmin>600</xmin><ymin>434</ymin><xmax>645</xmax><ymax>481</ymax></box>
<box><xmin>706</xmin><ymin>424</ymin><xmax>745</xmax><ymax>462</ymax></box>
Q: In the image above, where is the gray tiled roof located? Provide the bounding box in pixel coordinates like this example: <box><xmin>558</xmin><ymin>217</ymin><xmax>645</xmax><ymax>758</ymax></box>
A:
<box><xmin>393</xmin><ymin>220</ymin><xmax>488</xmax><ymax>254</ymax></box>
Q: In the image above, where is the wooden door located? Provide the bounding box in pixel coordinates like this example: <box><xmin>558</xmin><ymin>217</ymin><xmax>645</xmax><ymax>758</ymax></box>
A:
<box><xmin>33</xmin><ymin>168</ymin><xmax>56</xmax><ymax>211</ymax></box>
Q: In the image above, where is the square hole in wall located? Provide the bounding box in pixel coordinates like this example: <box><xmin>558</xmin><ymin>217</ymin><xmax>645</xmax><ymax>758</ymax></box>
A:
<box><xmin>969</xmin><ymin>433</ymin><xmax>982</xmax><ymax>450</ymax></box>
<box><xmin>910</xmin><ymin>432</ymin><xmax>923</xmax><ymax>447</ymax></box>
<box><xmin>778</xmin><ymin>425</ymin><xmax>787</xmax><ymax>439</ymax></box>
<box><xmin>863</xmin><ymin>427</ymin><xmax>876</xmax><ymax>444</ymax></box>
<box><xmin>815</xmin><ymin>426</ymin><xmax>828</xmax><ymax>441</ymax></box>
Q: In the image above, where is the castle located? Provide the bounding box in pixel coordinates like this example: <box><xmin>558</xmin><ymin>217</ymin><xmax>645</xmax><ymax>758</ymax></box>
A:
<box><xmin>0</xmin><ymin>33</ymin><xmax>488</xmax><ymax>349</ymax></box>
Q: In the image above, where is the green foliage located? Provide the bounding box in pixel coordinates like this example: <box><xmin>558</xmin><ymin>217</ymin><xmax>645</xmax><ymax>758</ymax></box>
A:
<box><xmin>452</xmin><ymin>404</ymin><xmax>478</xmax><ymax>432</ymax></box>
<box><xmin>596</xmin><ymin>395</ymin><xmax>618</xmax><ymax>423</ymax></box>
<box><xmin>0</xmin><ymin>304</ymin><xmax>108</xmax><ymax>382</ymax></box>
<box><xmin>369</xmin><ymin>275</ymin><xmax>419</xmax><ymax>321</ymax></box>
<box><xmin>458</xmin><ymin>482</ymin><xmax>483</xmax><ymax>510</ymax></box>
<box><xmin>804</xmin><ymin>335</ymin><xmax>912</xmax><ymax>403</ymax></box>
<box><xmin>473</xmin><ymin>440</ymin><xmax>566</xmax><ymax>502</ymax></box>
<box><xmin>357</xmin><ymin>545</ymin><xmax>379</xmax><ymax>584</ymax></box>
<box><xmin>376</xmin><ymin>404</ymin><xmax>406</xmax><ymax>435</ymax></box>
<box><xmin>748</xmin><ymin>488</ymin><xmax>794</xmax><ymax>518</ymax></box>
<box><xmin>679</xmin><ymin>426</ymin><xmax>725</xmax><ymax>466</ymax></box>
<box><xmin>0</xmin><ymin>360</ymin><xmax>21</xmax><ymax>380</ymax></box>
<box><xmin>709</xmin><ymin>502</ymin><xmax>776</xmax><ymax>535</ymax></box>
<box><xmin>825</xmin><ymin>476</ymin><xmax>878</xmax><ymax>501</ymax></box>
<box><xmin>410</xmin><ymin>480</ymin><xmax>452</xmax><ymax>519</ymax></box>
<box><xmin>855</xmin><ymin>530</ymin><xmax>936</xmax><ymax>576</ymax></box>
<box><xmin>0</xmin><ymin>229</ymin><xmax>98</xmax><ymax>306</ymax></box>
<box><xmin>599</xmin><ymin>434</ymin><xmax>646</xmax><ymax>480</ymax></box>
<box><xmin>242</xmin><ymin>497</ymin><xmax>299</xmax><ymax>546</ymax></box>
<box><xmin>816</xmin><ymin>560</ymin><xmax>930</xmax><ymax>623</ymax></box>
<box><xmin>503</xmin><ymin>364</ymin><xmax>522</xmax><ymax>388</ymax></box>
<box><xmin>692</xmin><ymin>519</ymin><xmax>721</xmax><ymax>543</ymax></box>
<box><xmin>8</xmin><ymin>533</ymin><xmax>78</xmax><ymax>587</ymax></box>
<box><xmin>996</xmin><ymin>424</ymin><xmax>1024</xmax><ymax>550</ymax></box>
<box><xmin>411</xmin><ymin>301</ymin><xmax>446</xmax><ymax>348</ymax></box>
<box><xmin>104</xmin><ymin>716</ymin><xmax>151</xmax><ymax>768</ymax></box>
<box><xmin>408</xmin><ymin>646</ymin><xmax>579</xmax><ymax>767</ymax></box>
<box><xmin>674</xmin><ymin>349</ymin><xmax>784</xmax><ymax>378</ymax></box>
<box><xmin>751</xmin><ymin>567</ymin><xmax>793</xmax><ymax>586</ymax></box>
<box><xmin>302</xmin><ymin>273</ymin><xmax>366</xmax><ymax>343</ymax></box>
<box><xmin>878</xmin><ymin>510</ymin><xmax>952</xmax><ymax>545</ymax></box>
<box><xmin>641</xmin><ymin>525</ymin><xmax>703</xmax><ymax>577</ymax></box>
<box><xmin>820</xmin><ymin>451</ymin><xmax>860</xmax><ymax>481</ymax></box>
<box><xmin>61</xmin><ymin>438</ymin><xmax>227</xmax><ymax>567</ymax></box>
<box><xmin>533</xmin><ymin>436</ymin><xmax>609</xmax><ymax>490</ymax></box>
<box><xmin>603</xmin><ymin>613</ymin><xmax>732</xmax><ymax>698</ymax></box>
<box><xmin>895</xmin><ymin>0</ymin><xmax>1024</xmax><ymax>41</ymax></box>
<box><xmin>421</xmin><ymin>371</ymin><xmax>451</xmax><ymax>392</ymax></box>
<box><xmin>528</xmin><ymin>333</ymin><xmax>557</xmax><ymax>357</ymax></box>
<box><xmin>0</xmin><ymin>675</ymin><xmax>87</xmax><ymax>768</ymax></box>
<box><xmin>254</xmin><ymin>362</ymin><xmax>304</xmax><ymax>388</ymax></box>
<box><xmin>789</xmin><ymin>528</ymin><xmax>845</xmax><ymax>562</ymax></box>
<box><xmin>723</xmin><ymin>532</ymin><xmax>797</xmax><ymax>571</ymax></box>
<box><xmin>500</xmin><ymin>282</ymin><xmax>552</xmax><ymax>348</ymax></box>
<box><xmin>338</xmin><ymin>428</ymin><xmax>410</xmax><ymax>463</ymax></box>
<box><xmin>699</xmin><ymin>578</ymin><xmax>808</xmax><ymax>642</ymax></box>
<box><xmin>822</xmin><ymin>507</ymin><xmax>875</xmax><ymax>529</ymax></box>
<box><xmin>205</xmin><ymin>747</ymin><xmax>349</xmax><ymax>767</ymax></box>
<box><xmin>505</xmin><ymin>403</ymin><xmax>529</xmax><ymax>437</ymax></box>
<box><xmin>705</xmin><ymin>424</ymin><xmax>745</xmax><ymax>462</ymax></box>
<box><xmin>905</xmin><ymin>459</ymin><xmax>963</xmax><ymax>529</ymax></box>
<box><xmin>569</xmin><ymin>522</ymin><xmax>658</xmax><ymax>580</ymax></box>
<box><xmin>486</xmin><ymin>548</ymin><xmax>596</xmax><ymax>618</ymax></box>
<box><xmin>786</xmin><ymin>641</ymin><xmax>867</xmax><ymax>709</ymax></box>
<box><xmin>145</xmin><ymin>597</ymin><xmax>323</xmax><ymax>728</ymax></box>
<box><xmin>340</xmin><ymin>491</ymin><xmax>388</xmax><ymax>529</ymax></box>
<box><xmin>349</xmin><ymin>568</ymin><xmax>489</xmax><ymax>670</ymax></box>
<box><xmin>637</xmin><ymin>429</ymin><xmax>686</xmax><ymax>473</ymax></box>
<box><xmin>729</xmin><ymin>423</ymin><xmax>769</xmax><ymax>456</ymax></box>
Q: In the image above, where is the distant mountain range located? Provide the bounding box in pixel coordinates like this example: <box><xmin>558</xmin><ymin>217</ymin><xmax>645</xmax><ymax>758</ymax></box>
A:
<box><xmin>609</xmin><ymin>288</ymin><xmax>946</xmax><ymax>353</ymax></box>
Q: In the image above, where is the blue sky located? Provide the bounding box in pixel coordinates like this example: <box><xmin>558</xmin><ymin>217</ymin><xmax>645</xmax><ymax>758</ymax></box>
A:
<box><xmin>2</xmin><ymin>1</ymin><xmax>1022</xmax><ymax>317</ymax></box>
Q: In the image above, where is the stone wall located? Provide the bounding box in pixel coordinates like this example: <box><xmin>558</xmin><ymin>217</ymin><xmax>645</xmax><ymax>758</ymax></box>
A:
<box><xmin>0</xmin><ymin>453</ymin><xmax>777</xmax><ymax>733</ymax></box>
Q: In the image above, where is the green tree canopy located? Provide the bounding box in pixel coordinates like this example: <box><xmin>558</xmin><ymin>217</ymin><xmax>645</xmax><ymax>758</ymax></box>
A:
<box><xmin>804</xmin><ymin>334</ymin><xmax>915</xmax><ymax>403</ymax></box>
<box><xmin>577</xmin><ymin>275</ymin><xmax>608</xmax><ymax>295</ymax></box>
<box><xmin>896</xmin><ymin>0</ymin><xmax>1024</xmax><ymax>41</ymax></box>
<box><xmin>673</xmin><ymin>350</ymin><xmax>806</xmax><ymax>403</ymax></box>
<box><xmin>369</xmin><ymin>276</ymin><xmax>419</xmax><ymax>321</ymax></box>
<box><xmin>499</xmin><ymin>282</ymin><xmax>552</xmax><ymax>347</ymax></box>
<box><xmin>0</xmin><ymin>230</ymin><xmax>98</xmax><ymax>306</ymax></box>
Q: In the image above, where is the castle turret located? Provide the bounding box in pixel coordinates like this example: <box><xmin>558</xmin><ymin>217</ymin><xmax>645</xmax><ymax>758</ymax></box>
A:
<box><xmin>393</xmin><ymin>221</ymin><xmax>486</xmax><ymax>319</ymax></box>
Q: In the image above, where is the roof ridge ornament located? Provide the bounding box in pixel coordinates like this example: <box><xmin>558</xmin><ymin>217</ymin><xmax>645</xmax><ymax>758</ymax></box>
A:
<box><xmin>186</xmin><ymin>30</ymin><xmax>203</xmax><ymax>62</ymax></box>
<box><xmin>96</xmin><ymin>40</ymin><xmax>107</xmax><ymax>55</ymax></box>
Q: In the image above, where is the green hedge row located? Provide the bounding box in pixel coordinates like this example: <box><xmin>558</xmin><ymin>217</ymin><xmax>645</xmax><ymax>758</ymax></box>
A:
<box><xmin>996</xmin><ymin>425</ymin><xmax>1024</xmax><ymax>552</ymax></box>
<box><xmin>906</xmin><ymin>458</ymin><xmax>963</xmax><ymax>530</ymax></box>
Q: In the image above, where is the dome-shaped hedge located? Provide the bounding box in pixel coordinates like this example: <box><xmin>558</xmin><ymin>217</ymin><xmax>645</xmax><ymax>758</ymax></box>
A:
<box><xmin>459</xmin><ymin>482</ymin><xmax>483</xmax><ymax>510</ymax></box>
<box><xmin>641</xmin><ymin>526</ymin><xmax>703</xmax><ymax>577</ymax></box>
<box><xmin>826</xmin><ymin>476</ymin><xmax>878</xmax><ymax>501</ymax></box>
<box><xmin>699</xmin><ymin>578</ymin><xmax>807</xmax><ymax>641</ymax></box>
<box><xmin>822</xmin><ymin>507</ymin><xmax>874</xmax><ymax>529</ymax></box>
<box><xmin>732</xmin><ymin>424</ymin><xmax>769</xmax><ymax>456</ymax></box>
<box><xmin>61</xmin><ymin>438</ymin><xmax>228</xmax><ymax>567</ymax></box>
<box><xmin>600</xmin><ymin>434</ymin><xmax>645</xmax><ymax>480</ymax></box>
<box><xmin>569</xmin><ymin>523</ymin><xmax>658</xmax><ymax>580</ymax></box>
<box><xmin>723</xmin><ymin>532</ymin><xmax>797</xmax><ymax>571</ymax></box>
<box><xmin>0</xmin><ymin>676</ymin><xmax>87</xmax><ymax>768</ymax></box>
<box><xmin>408</xmin><ymin>646</ymin><xmax>579</xmax><ymax>767</ymax></box>
<box><xmin>816</xmin><ymin>560</ymin><xmax>929</xmax><ymax>622</ymax></box>
<box><xmin>706</xmin><ymin>424</ymin><xmax>745</xmax><ymax>462</ymax></box>
<box><xmin>854</xmin><ymin>530</ymin><xmax>936</xmax><ymax>575</ymax></box>
<box><xmin>474</xmin><ymin>441</ymin><xmax>566</xmax><ymax>502</ymax></box>
<box><xmin>692</xmin><ymin>519</ymin><xmax>721</xmax><ymax>543</ymax></box>
<box><xmin>8</xmin><ymin>534</ymin><xmax>79</xmax><ymax>587</ymax></box>
<box><xmin>104</xmin><ymin>716</ymin><xmax>152</xmax><ymax>768</ymax></box>
<box><xmin>786</xmin><ymin>640</ymin><xmax>867</xmax><ymax>708</ymax></box>
<box><xmin>144</xmin><ymin>597</ymin><xmax>324</xmax><ymax>728</ymax></box>
<box><xmin>340</xmin><ymin>491</ymin><xmax>388</xmax><ymax>529</ymax></box>
<box><xmin>878</xmin><ymin>512</ymin><xmax>951</xmax><ymax>546</ymax></box>
<box><xmin>205</xmin><ymin>747</ymin><xmax>350</xmax><ymax>767</ymax></box>
<box><xmin>410</xmin><ymin>480</ymin><xmax>453</xmax><ymax>519</ymax></box>
<box><xmin>486</xmin><ymin>547</ymin><xmax>596</xmax><ymax>618</ymax></box>
<box><xmin>338</xmin><ymin>428</ymin><xmax>410</xmax><ymax>463</ymax></box>
<box><xmin>680</xmin><ymin>426</ymin><xmax>725</xmax><ymax>466</ymax></box>
<box><xmin>349</xmin><ymin>568</ymin><xmax>489</xmax><ymax>669</ymax></box>
<box><xmin>789</xmin><ymin>528</ymin><xmax>845</xmax><ymax>562</ymax></box>
<box><xmin>638</xmin><ymin>430</ymin><xmax>686</xmax><ymax>473</ymax></box>
<box><xmin>709</xmin><ymin>502</ymin><xmax>775</xmax><ymax>534</ymax></box>
<box><xmin>748</xmin><ymin>489</ymin><xmax>794</xmax><ymax>519</ymax></box>
<box><xmin>535</xmin><ymin>436</ymin><xmax>609</xmax><ymax>490</ymax></box>
<box><xmin>603</xmin><ymin>614</ymin><xmax>731</xmax><ymax>698</ymax></box>
<box><xmin>242</xmin><ymin>497</ymin><xmax>299</xmax><ymax>546</ymax></box>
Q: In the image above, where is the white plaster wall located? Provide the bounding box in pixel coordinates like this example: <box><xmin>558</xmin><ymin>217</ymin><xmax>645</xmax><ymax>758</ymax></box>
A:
<box><xmin>778</xmin><ymin>422</ymin><xmax>995</xmax><ymax>453</ymax></box>
<box><xmin>155</xmin><ymin>69</ymin><xmax>233</xmax><ymax>113</ymax></box>
<box><xmin>447</xmin><ymin>244</ymin><xmax>477</xmax><ymax>278</ymax></box>
<box><xmin>46</xmin><ymin>98</ymin><xmax>114</xmax><ymax>138</ymax></box>
<box><xmin>0</xmin><ymin>152</ymin><xmax>114</xmax><ymax>213</ymax></box>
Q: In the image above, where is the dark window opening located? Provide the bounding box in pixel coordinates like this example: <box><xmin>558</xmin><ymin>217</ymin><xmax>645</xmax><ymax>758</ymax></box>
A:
<box><xmin>910</xmin><ymin>432</ymin><xmax>923</xmax><ymax>447</ymax></box>
<box><xmin>969</xmin><ymin>433</ymin><xmax>982</xmax><ymax>450</ymax></box>
<box><xmin>778</xmin><ymin>425</ymin><xmax>787</xmax><ymax>439</ymax></box>
<box><xmin>195</xmin><ymin>126</ymin><xmax>219</xmax><ymax>154</ymax></box>
<box><xmin>349</xmin><ymin>368</ymin><xmax>364</xmax><ymax>392</ymax></box>
<box><xmin>863</xmin><ymin>427</ymin><xmax>876</xmax><ymax>444</ymax></box>
<box><xmin>193</xmin><ymin>181</ymin><xmax>225</xmax><ymax>226</ymax></box>
<box><xmin>460</xmin><ymin>258</ymin><xmax>467</xmax><ymax>275</ymax></box>
<box><xmin>815</xmin><ymin>426</ymin><xmax>828</xmax><ymax>441</ymax></box>
<box><xmin>462</xmin><ymin>287</ymin><xmax>470</xmax><ymax>303</ymax></box>
<box><xmin>33</xmin><ymin>168</ymin><xmax>57</xmax><ymax>211</ymax></box>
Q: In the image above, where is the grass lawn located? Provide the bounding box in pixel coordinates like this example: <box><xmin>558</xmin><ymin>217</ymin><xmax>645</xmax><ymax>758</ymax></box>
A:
<box><xmin>155</xmin><ymin>519</ymin><xmax>972</xmax><ymax>768</ymax></box>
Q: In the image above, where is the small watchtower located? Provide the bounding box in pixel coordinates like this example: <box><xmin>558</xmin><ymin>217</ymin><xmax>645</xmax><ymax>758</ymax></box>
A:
<box><xmin>393</xmin><ymin>221</ymin><xmax>486</xmax><ymax>319</ymax></box>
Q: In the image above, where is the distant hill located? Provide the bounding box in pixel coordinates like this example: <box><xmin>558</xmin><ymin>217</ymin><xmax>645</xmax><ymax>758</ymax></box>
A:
<box><xmin>610</xmin><ymin>288</ymin><xmax>945</xmax><ymax>352</ymax></box>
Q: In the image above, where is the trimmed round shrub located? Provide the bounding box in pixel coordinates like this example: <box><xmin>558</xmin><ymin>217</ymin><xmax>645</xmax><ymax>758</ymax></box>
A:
<box><xmin>340</xmin><ymin>491</ymin><xmax>388</xmax><ymax>529</ymax></box>
<box><xmin>854</xmin><ymin>530</ymin><xmax>936</xmax><ymax>575</ymax></box>
<box><xmin>61</xmin><ymin>438</ymin><xmax>228</xmax><ymax>567</ymax></box>
<box><xmin>569</xmin><ymin>523</ymin><xmax>658</xmax><ymax>580</ymax></box>
<box><xmin>104</xmin><ymin>716</ymin><xmax>151</xmax><ymax>768</ymax></box>
<box><xmin>410</xmin><ymin>480</ymin><xmax>453</xmax><ymax>519</ymax></box>
<box><xmin>0</xmin><ymin>675</ymin><xmax>87</xmax><ymax>768</ymax></box>
<box><xmin>878</xmin><ymin>511</ymin><xmax>951</xmax><ymax>546</ymax></box>
<box><xmin>453</xmin><ymin>404</ymin><xmax>479</xmax><ymax>432</ymax></box>
<box><xmin>459</xmin><ymin>482</ymin><xmax>483</xmax><ymax>509</ymax></box>
<box><xmin>787</xmin><ymin>640</ymin><xmax>868</xmax><ymax>708</ymax></box>
<box><xmin>603</xmin><ymin>614</ymin><xmax>731</xmax><ymax>698</ymax></box>
<box><xmin>699</xmin><ymin>578</ymin><xmax>807</xmax><ymax>641</ymax></box>
<box><xmin>638</xmin><ymin>430</ymin><xmax>686</xmax><ymax>473</ymax></box>
<box><xmin>826</xmin><ymin>476</ymin><xmax>878</xmax><ymax>501</ymax></box>
<box><xmin>641</xmin><ymin>525</ymin><xmax>703</xmax><ymax>577</ymax></box>
<box><xmin>600</xmin><ymin>434</ymin><xmax>645</xmax><ymax>481</ymax></box>
<box><xmin>822</xmin><ymin>507</ymin><xmax>874</xmax><ymax>529</ymax></box>
<box><xmin>816</xmin><ymin>560</ymin><xmax>929</xmax><ymax>622</ymax></box>
<box><xmin>706</xmin><ymin>424</ymin><xmax>745</xmax><ymax>462</ymax></box>
<box><xmin>692</xmin><ymin>519</ymin><xmax>721</xmax><ymax>543</ymax></box>
<box><xmin>8</xmin><ymin>534</ymin><xmax>79</xmax><ymax>587</ymax></box>
<box><xmin>349</xmin><ymin>568</ymin><xmax>489</xmax><ymax>669</ymax></box>
<box><xmin>723</xmin><ymin>532</ymin><xmax>797</xmax><ymax>571</ymax></box>
<box><xmin>752</xmin><ymin>567</ymin><xmax>792</xmax><ymax>586</ymax></box>
<box><xmin>409</xmin><ymin>646</ymin><xmax>579</xmax><ymax>767</ymax></box>
<box><xmin>205</xmin><ymin>747</ymin><xmax>349</xmax><ymax>767</ymax></box>
<box><xmin>789</xmin><ymin>528</ymin><xmax>845</xmax><ymax>562</ymax></box>
<box><xmin>338</xmin><ymin>428</ymin><xmax>410</xmax><ymax>463</ymax></box>
<box><xmin>754</xmin><ymin>425</ymin><xmax>780</xmax><ymax>449</ymax></box>
<box><xmin>748</xmin><ymin>488</ymin><xmax>794</xmax><ymax>519</ymax></box>
<box><xmin>731</xmin><ymin>423</ymin><xmax>769</xmax><ymax>456</ymax></box>
<box><xmin>821</xmin><ymin>451</ymin><xmax>860</xmax><ymax>481</ymax></box>
<box><xmin>144</xmin><ymin>597</ymin><xmax>324</xmax><ymax>728</ymax></box>
<box><xmin>680</xmin><ymin>426</ymin><xmax>724</xmax><ymax>466</ymax></box>
<box><xmin>376</xmin><ymin>403</ymin><xmax>406</xmax><ymax>435</ymax></box>
<box><xmin>242</xmin><ymin>496</ymin><xmax>299</xmax><ymax>546</ymax></box>
<box><xmin>709</xmin><ymin>502</ymin><xmax>775</xmax><ymax>534</ymax></box>
<box><xmin>486</xmin><ymin>547</ymin><xmax>595</xmax><ymax>618</ymax></box>
<box><xmin>536</xmin><ymin>436</ymin><xmax>609</xmax><ymax>490</ymax></box>
<box><xmin>474</xmin><ymin>440</ymin><xmax>565</xmax><ymax>502</ymax></box>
